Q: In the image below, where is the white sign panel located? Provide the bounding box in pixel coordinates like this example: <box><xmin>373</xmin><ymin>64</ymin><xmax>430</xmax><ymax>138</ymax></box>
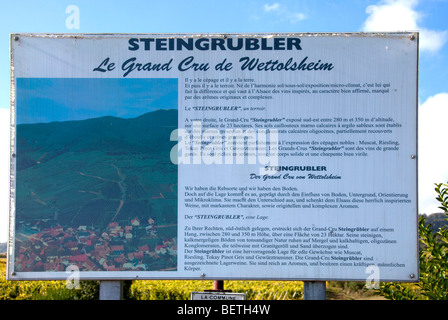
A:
<box><xmin>9</xmin><ymin>33</ymin><xmax>418</xmax><ymax>281</ymax></box>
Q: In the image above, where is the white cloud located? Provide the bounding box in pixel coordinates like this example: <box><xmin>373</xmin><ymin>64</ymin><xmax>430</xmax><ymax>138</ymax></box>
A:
<box><xmin>418</xmin><ymin>93</ymin><xmax>448</xmax><ymax>214</ymax></box>
<box><xmin>363</xmin><ymin>0</ymin><xmax>447</xmax><ymax>53</ymax></box>
<box><xmin>264</xmin><ymin>3</ymin><xmax>280</xmax><ymax>12</ymax></box>
<box><xmin>420</xmin><ymin>29</ymin><xmax>448</xmax><ymax>53</ymax></box>
<box><xmin>289</xmin><ymin>12</ymin><xmax>307</xmax><ymax>23</ymax></box>
<box><xmin>263</xmin><ymin>2</ymin><xmax>307</xmax><ymax>24</ymax></box>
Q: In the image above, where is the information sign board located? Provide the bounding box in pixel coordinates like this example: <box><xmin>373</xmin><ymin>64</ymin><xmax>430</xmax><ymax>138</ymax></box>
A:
<box><xmin>9</xmin><ymin>33</ymin><xmax>418</xmax><ymax>281</ymax></box>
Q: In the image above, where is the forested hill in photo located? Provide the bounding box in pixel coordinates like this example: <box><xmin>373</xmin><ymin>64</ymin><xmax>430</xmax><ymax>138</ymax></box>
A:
<box><xmin>15</xmin><ymin>109</ymin><xmax>178</xmax><ymax>258</ymax></box>
<box><xmin>17</xmin><ymin>109</ymin><xmax>178</xmax><ymax>171</ymax></box>
<box><xmin>13</xmin><ymin>109</ymin><xmax>179</xmax><ymax>272</ymax></box>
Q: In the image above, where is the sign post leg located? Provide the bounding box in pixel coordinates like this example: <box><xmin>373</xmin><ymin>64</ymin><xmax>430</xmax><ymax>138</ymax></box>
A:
<box><xmin>100</xmin><ymin>280</ymin><xmax>123</xmax><ymax>300</ymax></box>
<box><xmin>213</xmin><ymin>280</ymin><xmax>224</xmax><ymax>291</ymax></box>
<box><xmin>303</xmin><ymin>281</ymin><xmax>326</xmax><ymax>300</ymax></box>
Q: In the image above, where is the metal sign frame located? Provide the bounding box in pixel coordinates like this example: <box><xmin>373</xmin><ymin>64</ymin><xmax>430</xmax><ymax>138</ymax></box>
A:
<box><xmin>8</xmin><ymin>32</ymin><xmax>419</xmax><ymax>282</ymax></box>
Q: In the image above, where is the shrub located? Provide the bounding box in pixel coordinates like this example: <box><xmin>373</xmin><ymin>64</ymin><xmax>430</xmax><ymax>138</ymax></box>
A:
<box><xmin>378</xmin><ymin>182</ymin><xmax>448</xmax><ymax>300</ymax></box>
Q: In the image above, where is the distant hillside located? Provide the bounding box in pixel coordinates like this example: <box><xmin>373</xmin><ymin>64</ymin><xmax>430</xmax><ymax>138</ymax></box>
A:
<box><xmin>13</xmin><ymin>109</ymin><xmax>179</xmax><ymax>272</ymax></box>
<box><xmin>17</xmin><ymin>109</ymin><xmax>178</xmax><ymax>170</ymax></box>
<box><xmin>15</xmin><ymin>109</ymin><xmax>178</xmax><ymax>227</ymax></box>
<box><xmin>422</xmin><ymin>212</ymin><xmax>448</xmax><ymax>232</ymax></box>
<box><xmin>0</xmin><ymin>242</ymin><xmax>6</xmax><ymax>254</ymax></box>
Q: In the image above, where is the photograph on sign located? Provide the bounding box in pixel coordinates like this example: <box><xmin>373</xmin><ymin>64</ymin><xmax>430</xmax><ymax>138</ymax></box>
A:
<box><xmin>9</xmin><ymin>33</ymin><xmax>418</xmax><ymax>281</ymax></box>
<box><xmin>13</xmin><ymin>78</ymin><xmax>178</xmax><ymax>273</ymax></box>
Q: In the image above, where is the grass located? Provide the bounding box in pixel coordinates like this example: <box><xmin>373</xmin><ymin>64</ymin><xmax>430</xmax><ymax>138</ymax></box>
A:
<box><xmin>326</xmin><ymin>281</ymin><xmax>385</xmax><ymax>300</ymax></box>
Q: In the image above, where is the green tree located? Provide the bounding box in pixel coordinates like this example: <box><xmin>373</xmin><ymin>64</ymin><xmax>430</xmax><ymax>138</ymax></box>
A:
<box><xmin>379</xmin><ymin>182</ymin><xmax>448</xmax><ymax>300</ymax></box>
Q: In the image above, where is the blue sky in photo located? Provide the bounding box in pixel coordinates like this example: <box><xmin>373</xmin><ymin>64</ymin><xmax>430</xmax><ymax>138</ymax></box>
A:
<box><xmin>16</xmin><ymin>78</ymin><xmax>178</xmax><ymax>124</ymax></box>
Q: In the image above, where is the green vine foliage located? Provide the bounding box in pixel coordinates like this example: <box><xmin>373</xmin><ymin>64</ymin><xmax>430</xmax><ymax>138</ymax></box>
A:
<box><xmin>378</xmin><ymin>182</ymin><xmax>448</xmax><ymax>300</ymax></box>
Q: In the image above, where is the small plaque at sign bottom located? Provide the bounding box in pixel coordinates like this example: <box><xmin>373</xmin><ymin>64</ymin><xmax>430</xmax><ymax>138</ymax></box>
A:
<box><xmin>190</xmin><ymin>292</ymin><xmax>246</xmax><ymax>300</ymax></box>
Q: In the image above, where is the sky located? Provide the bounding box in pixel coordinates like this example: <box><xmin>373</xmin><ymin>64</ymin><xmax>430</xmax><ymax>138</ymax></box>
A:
<box><xmin>16</xmin><ymin>78</ymin><xmax>178</xmax><ymax>124</ymax></box>
<box><xmin>1</xmin><ymin>0</ymin><xmax>447</xmax><ymax>242</ymax></box>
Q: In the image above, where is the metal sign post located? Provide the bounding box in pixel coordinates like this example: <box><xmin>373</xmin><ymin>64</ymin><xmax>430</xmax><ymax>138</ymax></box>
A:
<box><xmin>303</xmin><ymin>281</ymin><xmax>326</xmax><ymax>300</ymax></box>
<box><xmin>99</xmin><ymin>280</ymin><xmax>123</xmax><ymax>300</ymax></box>
<box><xmin>213</xmin><ymin>280</ymin><xmax>224</xmax><ymax>291</ymax></box>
